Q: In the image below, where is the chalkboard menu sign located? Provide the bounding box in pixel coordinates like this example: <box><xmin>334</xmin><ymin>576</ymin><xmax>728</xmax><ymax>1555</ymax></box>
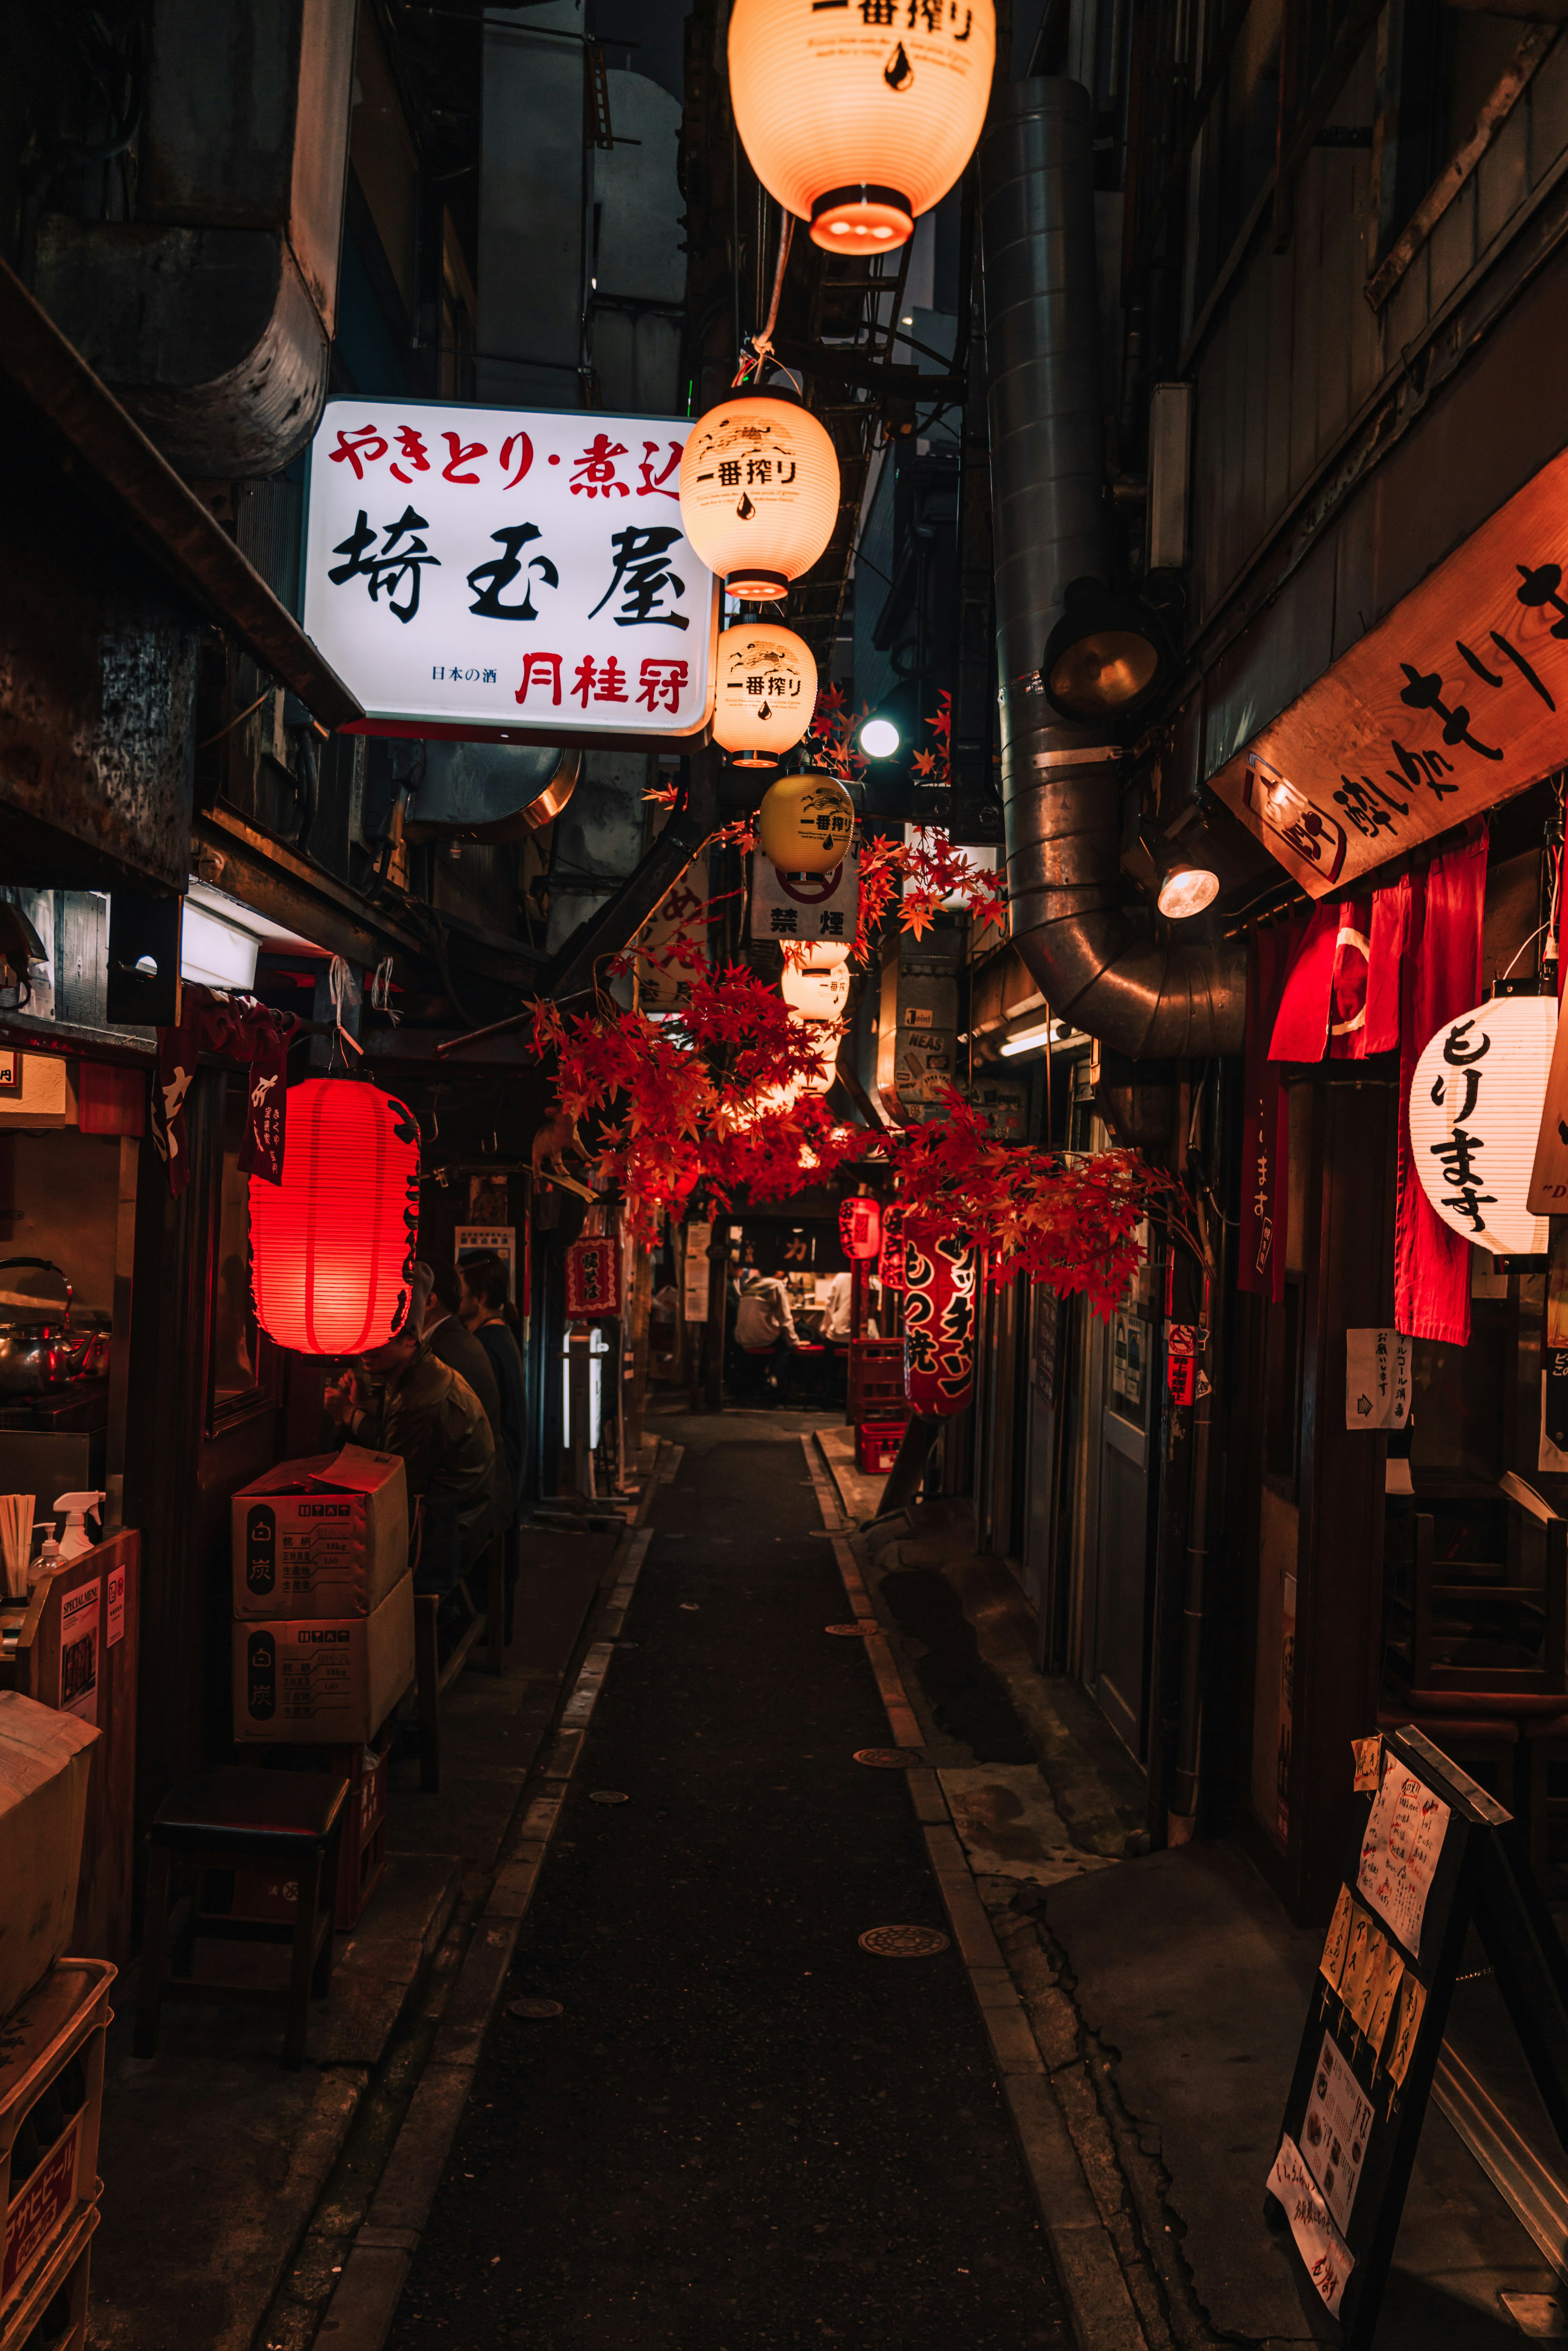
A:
<box><xmin>1266</xmin><ymin>1725</ymin><xmax>1568</xmax><ymax>2346</ymax></box>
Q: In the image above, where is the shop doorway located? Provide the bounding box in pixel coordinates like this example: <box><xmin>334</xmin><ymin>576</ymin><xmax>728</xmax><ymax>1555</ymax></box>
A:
<box><xmin>1088</xmin><ymin>1301</ymin><xmax>1156</xmax><ymax>1760</ymax></box>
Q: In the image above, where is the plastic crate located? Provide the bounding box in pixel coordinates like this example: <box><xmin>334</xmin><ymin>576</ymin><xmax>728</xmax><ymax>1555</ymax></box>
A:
<box><xmin>0</xmin><ymin>1963</ymin><xmax>112</xmax><ymax>2324</ymax></box>
<box><xmin>0</xmin><ymin>2197</ymin><xmax>97</xmax><ymax>2351</ymax></box>
<box><xmin>857</xmin><ymin>1421</ymin><xmax>908</xmax><ymax>1475</ymax></box>
<box><xmin>219</xmin><ymin>1742</ymin><xmax>387</xmax><ymax>1932</ymax></box>
<box><xmin>847</xmin><ymin>1338</ymin><xmax>906</xmax><ymax>1426</ymax></box>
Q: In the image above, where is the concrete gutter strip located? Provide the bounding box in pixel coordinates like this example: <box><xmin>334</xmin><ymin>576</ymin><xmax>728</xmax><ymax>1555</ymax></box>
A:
<box><xmin>801</xmin><ymin>1434</ymin><xmax>1151</xmax><ymax>2351</ymax></box>
<box><xmin>314</xmin><ymin>1511</ymin><xmax>657</xmax><ymax>2351</ymax></box>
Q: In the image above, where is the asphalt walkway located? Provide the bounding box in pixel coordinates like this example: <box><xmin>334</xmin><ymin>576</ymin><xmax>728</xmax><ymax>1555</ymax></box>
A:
<box><xmin>385</xmin><ymin>1415</ymin><xmax>1070</xmax><ymax>2348</ymax></box>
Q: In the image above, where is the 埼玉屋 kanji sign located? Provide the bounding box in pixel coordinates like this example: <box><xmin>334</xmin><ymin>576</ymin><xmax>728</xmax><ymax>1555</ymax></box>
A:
<box><xmin>301</xmin><ymin>399</ymin><xmax>718</xmax><ymax>741</ymax></box>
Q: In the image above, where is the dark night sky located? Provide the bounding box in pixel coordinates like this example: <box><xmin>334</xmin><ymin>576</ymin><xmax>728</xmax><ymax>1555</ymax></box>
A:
<box><xmin>586</xmin><ymin>0</ymin><xmax>693</xmax><ymax>103</ymax></box>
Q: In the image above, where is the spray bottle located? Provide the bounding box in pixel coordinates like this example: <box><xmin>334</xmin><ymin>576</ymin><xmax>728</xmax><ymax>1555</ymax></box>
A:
<box><xmin>52</xmin><ymin>1493</ymin><xmax>105</xmax><ymax>1562</ymax></box>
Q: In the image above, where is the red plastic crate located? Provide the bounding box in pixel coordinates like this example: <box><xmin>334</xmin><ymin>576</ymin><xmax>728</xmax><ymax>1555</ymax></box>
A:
<box><xmin>223</xmin><ymin>1743</ymin><xmax>388</xmax><ymax>1932</ymax></box>
<box><xmin>0</xmin><ymin>2196</ymin><xmax>97</xmax><ymax>2351</ymax></box>
<box><xmin>847</xmin><ymin>1338</ymin><xmax>906</xmax><ymax>1427</ymax></box>
<box><xmin>0</xmin><ymin>1961</ymin><xmax>112</xmax><ymax>2329</ymax></box>
<box><xmin>857</xmin><ymin>1421</ymin><xmax>908</xmax><ymax>1475</ymax></box>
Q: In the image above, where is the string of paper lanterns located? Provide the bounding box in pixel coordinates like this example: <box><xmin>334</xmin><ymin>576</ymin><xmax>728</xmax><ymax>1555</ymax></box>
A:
<box><xmin>248</xmin><ymin>1078</ymin><xmax>421</xmax><ymax>1355</ymax></box>
<box><xmin>679</xmin><ymin>393</ymin><xmax>839</xmax><ymax>603</ymax></box>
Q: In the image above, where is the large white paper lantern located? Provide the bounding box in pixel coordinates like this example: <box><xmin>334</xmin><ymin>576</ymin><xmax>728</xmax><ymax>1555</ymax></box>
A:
<box><xmin>1409</xmin><ymin>994</ymin><xmax>1558</xmax><ymax>1258</ymax></box>
<box><xmin>780</xmin><ymin>961</ymin><xmax>850</xmax><ymax>1020</ymax></box>
<box><xmin>678</xmin><ymin>396</ymin><xmax>839</xmax><ymax>601</ymax></box>
<box><xmin>713</xmin><ymin>623</ymin><xmax>817</xmax><ymax>766</ymax></box>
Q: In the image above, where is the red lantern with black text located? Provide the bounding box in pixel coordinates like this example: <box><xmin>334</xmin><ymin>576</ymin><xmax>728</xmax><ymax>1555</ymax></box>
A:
<box><xmin>839</xmin><ymin>1197</ymin><xmax>882</xmax><ymax>1261</ymax></box>
<box><xmin>248</xmin><ymin>1079</ymin><xmax>421</xmax><ymax>1355</ymax></box>
<box><xmin>565</xmin><ymin>1236</ymin><xmax>622</xmax><ymax>1319</ymax></box>
<box><xmin>878</xmin><ymin>1206</ymin><xmax>906</xmax><ymax>1294</ymax></box>
<box><xmin>903</xmin><ymin>1231</ymin><xmax>976</xmax><ymax>1415</ymax></box>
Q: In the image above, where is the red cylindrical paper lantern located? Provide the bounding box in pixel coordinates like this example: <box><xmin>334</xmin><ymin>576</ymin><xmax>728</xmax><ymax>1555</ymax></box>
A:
<box><xmin>878</xmin><ymin>1206</ymin><xmax>906</xmax><ymax>1295</ymax></box>
<box><xmin>903</xmin><ymin>1230</ymin><xmax>976</xmax><ymax>1415</ymax></box>
<box><xmin>839</xmin><ymin>1196</ymin><xmax>882</xmax><ymax>1261</ymax></box>
<box><xmin>565</xmin><ymin>1236</ymin><xmax>622</xmax><ymax>1319</ymax></box>
<box><xmin>248</xmin><ymin>1079</ymin><xmax>420</xmax><ymax>1355</ymax></box>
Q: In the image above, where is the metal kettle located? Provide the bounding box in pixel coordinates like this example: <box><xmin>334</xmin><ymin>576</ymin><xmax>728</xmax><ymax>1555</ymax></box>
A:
<box><xmin>0</xmin><ymin>1259</ymin><xmax>78</xmax><ymax>1395</ymax></box>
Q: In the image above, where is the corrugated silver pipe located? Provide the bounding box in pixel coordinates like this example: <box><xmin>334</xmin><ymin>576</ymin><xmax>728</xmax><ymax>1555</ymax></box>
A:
<box><xmin>980</xmin><ymin>80</ymin><xmax>1244</xmax><ymax>1058</ymax></box>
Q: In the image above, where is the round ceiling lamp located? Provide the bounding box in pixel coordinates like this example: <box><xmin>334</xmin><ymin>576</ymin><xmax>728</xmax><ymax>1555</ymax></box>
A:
<box><xmin>1042</xmin><ymin>578</ymin><xmax>1170</xmax><ymax>725</ymax></box>
<box><xmin>1409</xmin><ymin>994</ymin><xmax>1557</xmax><ymax>1260</ymax></box>
<box><xmin>780</xmin><ymin>960</ymin><xmax>850</xmax><ymax>1020</ymax></box>
<box><xmin>249</xmin><ymin>1079</ymin><xmax>421</xmax><ymax>1355</ymax></box>
<box><xmin>712</xmin><ymin>623</ymin><xmax>817</xmax><ymax>767</ymax></box>
<box><xmin>678</xmin><ymin>395</ymin><xmax>839</xmax><ymax>601</ymax></box>
<box><xmin>757</xmin><ymin>770</ymin><xmax>856</xmax><ymax>873</ymax></box>
<box><xmin>728</xmin><ymin>0</ymin><xmax>995</xmax><ymax>254</ymax></box>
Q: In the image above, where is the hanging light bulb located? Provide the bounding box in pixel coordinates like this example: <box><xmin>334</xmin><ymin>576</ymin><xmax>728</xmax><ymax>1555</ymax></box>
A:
<box><xmin>248</xmin><ymin>1079</ymin><xmax>421</xmax><ymax>1354</ymax></box>
<box><xmin>728</xmin><ymin>0</ymin><xmax>995</xmax><ymax>253</ymax></box>
<box><xmin>679</xmin><ymin>394</ymin><xmax>839</xmax><ymax>600</ymax></box>
<box><xmin>712</xmin><ymin>622</ymin><xmax>817</xmax><ymax>767</ymax></box>
<box><xmin>757</xmin><ymin>770</ymin><xmax>856</xmax><ymax>872</ymax></box>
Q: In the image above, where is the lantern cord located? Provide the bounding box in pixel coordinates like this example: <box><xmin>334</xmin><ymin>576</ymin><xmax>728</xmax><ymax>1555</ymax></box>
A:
<box><xmin>370</xmin><ymin>956</ymin><xmax>401</xmax><ymax>1025</ymax></box>
<box><xmin>735</xmin><ymin>212</ymin><xmax>793</xmax><ymax>388</ymax></box>
<box><xmin>327</xmin><ymin>955</ymin><xmax>365</xmax><ymax>1064</ymax></box>
<box><xmin>1501</xmin><ymin>920</ymin><xmax>1552</xmax><ymax>986</ymax></box>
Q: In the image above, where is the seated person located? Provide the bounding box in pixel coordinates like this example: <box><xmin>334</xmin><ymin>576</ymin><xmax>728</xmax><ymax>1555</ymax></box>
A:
<box><xmin>733</xmin><ymin>1261</ymin><xmax>800</xmax><ymax>1403</ymax></box>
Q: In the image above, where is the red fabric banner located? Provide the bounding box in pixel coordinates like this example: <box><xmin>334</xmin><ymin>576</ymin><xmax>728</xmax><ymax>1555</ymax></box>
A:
<box><xmin>152</xmin><ymin>985</ymin><xmax>298</xmax><ymax>1195</ymax></box>
<box><xmin>1394</xmin><ymin>826</ymin><xmax>1488</xmax><ymax>1346</ymax></box>
<box><xmin>1239</xmin><ymin>924</ymin><xmax>1301</xmax><ymax>1303</ymax></box>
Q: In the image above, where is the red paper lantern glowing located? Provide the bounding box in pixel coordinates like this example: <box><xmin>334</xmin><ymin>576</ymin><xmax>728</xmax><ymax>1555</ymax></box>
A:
<box><xmin>839</xmin><ymin>1196</ymin><xmax>882</xmax><ymax>1261</ymax></box>
<box><xmin>878</xmin><ymin>1206</ymin><xmax>906</xmax><ymax>1295</ymax></box>
<box><xmin>248</xmin><ymin>1079</ymin><xmax>421</xmax><ymax>1355</ymax></box>
<box><xmin>565</xmin><ymin>1236</ymin><xmax>622</xmax><ymax>1319</ymax></box>
<box><xmin>903</xmin><ymin>1232</ymin><xmax>976</xmax><ymax>1415</ymax></box>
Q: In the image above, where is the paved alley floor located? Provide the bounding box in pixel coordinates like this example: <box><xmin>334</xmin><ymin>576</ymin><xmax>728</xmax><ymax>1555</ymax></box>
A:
<box><xmin>385</xmin><ymin>1415</ymin><xmax>1069</xmax><ymax>2348</ymax></box>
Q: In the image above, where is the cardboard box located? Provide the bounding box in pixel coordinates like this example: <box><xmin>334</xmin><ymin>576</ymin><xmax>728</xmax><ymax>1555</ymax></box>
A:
<box><xmin>232</xmin><ymin>1576</ymin><xmax>414</xmax><ymax>1745</ymax></box>
<box><xmin>0</xmin><ymin>1695</ymin><xmax>98</xmax><ymax>2021</ymax></box>
<box><xmin>232</xmin><ymin>1446</ymin><xmax>408</xmax><ymax>1619</ymax></box>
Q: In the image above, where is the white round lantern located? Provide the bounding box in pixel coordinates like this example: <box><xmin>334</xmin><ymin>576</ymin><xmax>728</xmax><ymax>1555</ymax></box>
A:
<box><xmin>678</xmin><ymin>396</ymin><xmax>840</xmax><ymax>601</ymax></box>
<box><xmin>780</xmin><ymin>961</ymin><xmax>850</xmax><ymax>1021</ymax></box>
<box><xmin>713</xmin><ymin>624</ymin><xmax>817</xmax><ymax>767</ymax></box>
<box><xmin>728</xmin><ymin>0</ymin><xmax>996</xmax><ymax>254</ymax></box>
<box><xmin>1408</xmin><ymin>994</ymin><xmax>1558</xmax><ymax>1259</ymax></box>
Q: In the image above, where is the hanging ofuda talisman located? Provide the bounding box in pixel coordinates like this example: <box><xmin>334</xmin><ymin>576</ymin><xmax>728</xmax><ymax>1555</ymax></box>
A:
<box><xmin>1408</xmin><ymin>995</ymin><xmax>1557</xmax><ymax>1259</ymax></box>
<box><xmin>564</xmin><ymin>1236</ymin><xmax>621</xmax><ymax>1318</ymax></box>
<box><xmin>839</xmin><ymin>1196</ymin><xmax>882</xmax><ymax>1261</ymax></box>
<box><xmin>248</xmin><ymin>1078</ymin><xmax>421</xmax><ymax>1355</ymax></box>
<box><xmin>903</xmin><ymin>1232</ymin><xmax>977</xmax><ymax>1415</ymax></box>
<box><xmin>712</xmin><ymin>623</ymin><xmax>817</xmax><ymax>766</ymax></box>
<box><xmin>757</xmin><ymin>771</ymin><xmax>855</xmax><ymax>873</ymax></box>
<box><xmin>678</xmin><ymin>396</ymin><xmax>839</xmax><ymax>600</ymax></box>
<box><xmin>728</xmin><ymin>0</ymin><xmax>995</xmax><ymax>254</ymax></box>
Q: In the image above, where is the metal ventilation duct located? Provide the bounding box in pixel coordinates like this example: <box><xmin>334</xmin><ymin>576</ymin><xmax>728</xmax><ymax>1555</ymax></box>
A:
<box><xmin>979</xmin><ymin>80</ymin><xmax>1243</xmax><ymax>1059</ymax></box>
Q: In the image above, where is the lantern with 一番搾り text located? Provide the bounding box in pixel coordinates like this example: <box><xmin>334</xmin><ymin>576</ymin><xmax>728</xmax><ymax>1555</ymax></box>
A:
<box><xmin>247</xmin><ymin>1078</ymin><xmax>421</xmax><ymax>1354</ymax></box>
<box><xmin>564</xmin><ymin>1236</ymin><xmax>622</xmax><ymax>1319</ymax></box>
<box><xmin>678</xmin><ymin>395</ymin><xmax>839</xmax><ymax>602</ymax></box>
<box><xmin>728</xmin><ymin>0</ymin><xmax>995</xmax><ymax>254</ymax></box>
<box><xmin>757</xmin><ymin>771</ymin><xmax>855</xmax><ymax>874</ymax></box>
<box><xmin>1409</xmin><ymin>994</ymin><xmax>1557</xmax><ymax>1260</ymax></box>
<box><xmin>903</xmin><ymin>1230</ymin><xmax>976</xmax><ymax>1415</ymax></box>
<box><xmin>780</xmin><ymin>958</ymin><xmax>850</xmax><ymax>1022</ymax></box>
<box><xmin>712</xmin><ymin>624</ymin><xmax>817</xmax><ymax>767</ymax></box>
<box><xmin>839</xmin><ymin>1196</ymin><xmax>882</xmax><ymax>1261</ymax></box>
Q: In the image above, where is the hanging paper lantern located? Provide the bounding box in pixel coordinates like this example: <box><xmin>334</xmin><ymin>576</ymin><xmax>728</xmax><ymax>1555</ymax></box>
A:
<box><xmin>678</xmin><ymin>396</ymin><xmax>839</xmax><ymax>600</ymax></box>
<box><xmin>800</xmin><ymin>1016</ymin><xmax>842</xmax><ymax>1095</ymax></box>
<box><xmin>903</xmin><ymin>1231</ymin><xmax>976</xmax><ymax>1415</ymax></box>
<box><xmin>839</xmin><ymin>1196</ymin><xmax>882</xmax><ymax>1260</ymax></box>
<box><xmin>879</xmin><ymin>1206</ymin><xmax>906</xmax><ymax>1294</ymax></box>
<box><xmin>1409</xmin><ymin>994</ymin><xmax>1557</xmax><ymax>1259</ymax></box>
<box><xmin>248</xmin><ymin>1079</ymin><xmax>420</xmax><ymax>1355</ymax></box>
<box><xmin>713</xmin><ymin>624</ymin><xmax>817</xmax><ymax>767</ymax></box>
<box><xmin>564</xmin><ymin>1236</ymin><xmax>622</xmax><ymax>1319</ymax></box>
<box><xmin>780</xmin><ymin>960</ymin><xmax>850</xmax><ymax>1021</ymax></box>
<box><xmin>758</xmin><ymin>771</ymin><xmax>855</xmax><ymax>873</ymax></box>
<box><xmin>728</xmin><ymin>0</ymin><xmax>995</xmax><ymax>254</ymax></box>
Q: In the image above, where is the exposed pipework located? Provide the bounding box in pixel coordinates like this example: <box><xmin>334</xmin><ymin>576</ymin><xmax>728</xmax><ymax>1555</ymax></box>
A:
<box><xmin>979</xmin><ymin>81</ymin><xmax>1244</xmax><ymax>1059</ymax></box>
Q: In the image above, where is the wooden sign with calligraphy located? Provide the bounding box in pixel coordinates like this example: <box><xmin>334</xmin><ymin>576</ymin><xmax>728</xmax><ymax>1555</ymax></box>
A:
<box><xmin>1267</xmin><ymin>1726</ymin><xmax>1568</xmax><ymax>2346</ymax></box>
<box><xmin>1211</xmin><ymin>445</ymin><xmax>1568</xmax><ymax>897</ymax></box>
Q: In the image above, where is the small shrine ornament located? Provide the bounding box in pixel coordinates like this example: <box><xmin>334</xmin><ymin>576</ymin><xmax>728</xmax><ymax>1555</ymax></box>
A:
<box><xmin>757</xmin><ymin>771</ymin><xmax>855</xmax><ymax>874</ymax></box>
<box><xmin>839</xmin><ymin>1196</ymin><xmax>882</xmax><ymax>1261</ymax></box>
<box><xmin>1408</xmin><ymin>994</ymin><xmax>1556</xmax><ymax>1259</ymax></box>
<box><xmin>713</xmin><ymin>623</ymin><xmax>817</xmax><ymax>766</ymax></box>
<box><xmin>564</xmin><ymin>1235</ymin><xmax>622</xmax><ymax>1319</ymax></box>
<box><xmin>903</xmin><ymin>1230</ymin><xmax>977</xmax><ymax>1415</ymax></box>
<box><xmin>678</xmin><ymin>395</ymin><xmax>839</xmax><ymax>600</ymax></box>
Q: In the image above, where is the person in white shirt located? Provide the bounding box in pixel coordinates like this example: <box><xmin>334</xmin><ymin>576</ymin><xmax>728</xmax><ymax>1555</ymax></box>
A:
<box><xmin>733</xmin><ymin>1267</ymin><xmax>799</xmax><ymax>1402</ymax></box>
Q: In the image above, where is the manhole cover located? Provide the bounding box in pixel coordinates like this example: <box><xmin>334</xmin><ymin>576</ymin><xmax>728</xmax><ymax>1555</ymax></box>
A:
<box><xmin>825</xmin><ymin>1621</ymin><xmax>875</xmax><ymax>1637</ymax></box>
<box><xmin>858</xmin><ymin>1925</ymin><xmax>950</xmax><ymax>1958</ymax></box>
<box><xmin>506</xmin><ymin>1997</ymin><xmax>563</xmax><ymax>2020</ymax></box>
<box><xmin>854</xmin><ymin>1747</ymin><xmax>919</xmax><ymax>1768</ymax></box>
<box><xmin>588</xmin><ymin>1790</ymin><xmax>629</xmax><ymax>1804</ymax></box>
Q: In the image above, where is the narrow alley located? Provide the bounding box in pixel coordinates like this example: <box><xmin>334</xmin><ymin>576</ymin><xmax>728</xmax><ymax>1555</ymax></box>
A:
<box><xmin>386</xmin><ymin>1419</ymin><xmax>1068</xmax><ymax>2349</ymax></box>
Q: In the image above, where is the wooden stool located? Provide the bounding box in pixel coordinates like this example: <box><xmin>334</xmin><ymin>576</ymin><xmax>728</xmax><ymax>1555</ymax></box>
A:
<box><xmin>134</xmin><ymin>1767</ymin><xmax>348</xmax><ymax>2069</ymax></box>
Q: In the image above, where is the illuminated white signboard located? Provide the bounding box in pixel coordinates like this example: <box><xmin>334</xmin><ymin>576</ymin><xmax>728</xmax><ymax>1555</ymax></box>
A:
<box><xmin>301</xmin><ymin>398</ymin><xmax>717</xmax><ymax>742</ymax></box>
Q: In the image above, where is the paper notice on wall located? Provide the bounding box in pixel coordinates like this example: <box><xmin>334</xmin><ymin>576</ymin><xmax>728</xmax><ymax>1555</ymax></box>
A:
<box><xmin>1368</xmin><ymin>1941</ymin><xmax>1405</xmax><ymax>2059</ymax></box>
<box><xmin>1358</xmin><ymin>1766</ymin><xmax>1450</xmax><ymax>1957</ymax></box>
<box><xmin>682</xmin><ymin>1221</ymin><xmax>713</xmax><ymax>1322</ymax></box>
<box><xmin>454</xmin><ymin>1226</ymin><xmax>515</xmax><ymax>1298</ymax></box>
<box><xmin>106</xmin><ymin>1561</ymin><xmax>125</xmax><ymax>1649</ymax></box>
<box><xmin>1345</xmin><ymin>1330</ymin><xmax>1411</xmax><ymax>1431</ymax></box>
<box><xmin>1301</xmin><ymin>2035</ymin><xmax>1375</xmax><ymax>2238</ymax></box>
<box><xmin>1386</xmin><ymin>1973</ymin><xmax>1428</xmax><ymax>2088</ymax></box>
<box><xmin>1267</xmin><ymin>2134</ymin><xmax>1355</xmax><ymax>2316</ymax></box>
<box><xmin>58</xmin><ymin>1576</ymin><xmax>100</xmax><ymax>1726</ymax></box>
<box><xmin>1320</xmin><ymin>1885</ymin><xmax>1354</xmax><ymax>1991</ymax></box>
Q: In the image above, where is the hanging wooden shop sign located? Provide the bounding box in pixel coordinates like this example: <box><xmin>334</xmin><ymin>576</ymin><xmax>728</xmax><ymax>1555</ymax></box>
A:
<box><xmin>1210</xmin><ymin>443</ymin><xmax>1568</xmax><ymax>898</ymax></box>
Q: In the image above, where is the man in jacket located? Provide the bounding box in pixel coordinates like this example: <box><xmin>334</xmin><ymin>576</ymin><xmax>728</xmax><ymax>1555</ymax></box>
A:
<box><xmin>733</xmin><ymin>1263</ymin><xmax>800</xmax><ymax>1404</ymax></box>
